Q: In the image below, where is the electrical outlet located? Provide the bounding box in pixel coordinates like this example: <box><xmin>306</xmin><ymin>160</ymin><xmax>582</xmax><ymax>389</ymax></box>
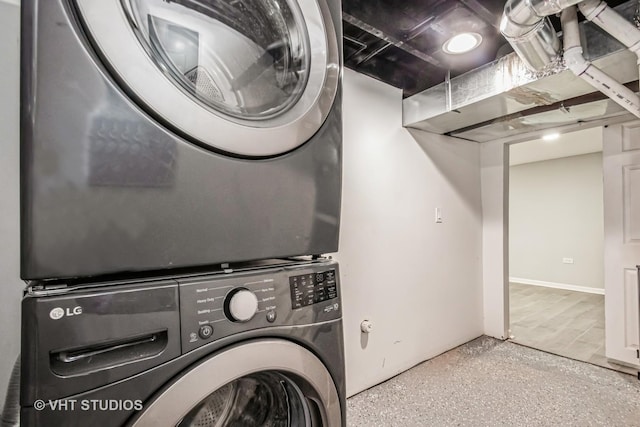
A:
<box><xmin>562</xmin><ymin>258</ymin><xmax>574</xmax><ymax>264</ymax></box>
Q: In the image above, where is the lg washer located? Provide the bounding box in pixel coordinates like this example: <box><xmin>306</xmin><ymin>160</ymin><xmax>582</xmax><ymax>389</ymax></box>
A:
<box><xmin>21</xmin><ymin>0</ymin><xmax>343</xmax><ymax>280</ymax></box>
<box><xmin>20</xmin><ymin>259</ymin><xmax>346</xmax><ymax>426</ymax></box>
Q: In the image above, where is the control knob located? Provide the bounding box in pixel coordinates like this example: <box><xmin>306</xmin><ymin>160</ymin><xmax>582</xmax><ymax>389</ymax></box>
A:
<box><xmin>225</xmin><ymin>289</ymin><xmax>259</xmax><ymax>322</ymax></box>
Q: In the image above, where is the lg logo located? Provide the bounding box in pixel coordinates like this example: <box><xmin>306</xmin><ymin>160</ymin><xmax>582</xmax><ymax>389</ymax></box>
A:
<box><xmin>49</xmin><ymin>306</ymin><xmax>83</xmax><ymax>320</ymax></box>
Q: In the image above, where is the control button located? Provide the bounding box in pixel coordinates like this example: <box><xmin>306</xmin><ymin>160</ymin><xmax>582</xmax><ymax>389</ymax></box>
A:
<box><xmin>226</xmin><ymin>289</ymin><xmax>259</xmax><ymax>322</ymax></box>
<box><xmin>316</xmin><ymin>273</ymin><xmax>324</xmax><ymax>282</ymax></box>
<box><xmin>266</xmin><ymin>310</ymin><xmax>277</xmax><ymax>323</ymax></box>
<box><xmin>199</xmin><ymin>325</ymin><xmax>213</xmax><ymax>339</ymax></box>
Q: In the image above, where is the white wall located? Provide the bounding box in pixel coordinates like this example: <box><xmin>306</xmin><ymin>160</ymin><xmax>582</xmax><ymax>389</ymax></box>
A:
<box><xmin>481</xmin><ymin>142</ymin><xmax>509</xmax><ymax>340</ymax></box>
<box><xmin>335</xmin><ymin>69</ymin><xmax>484</xmax><ymax>397</ymax></box>
<box><xmin>509</xmin><ymin>153</ymin><xmax>604</xmax><ymax>289</ymax></box>
<box><xmin>509</xmin><ymin>127</ymin><xmax>602</xmax><ymax>166</ymax></box>
<box><xmin>0</xmin><ymin>0</ymin><xmax>23</xmax><ymax>406</ymax></box>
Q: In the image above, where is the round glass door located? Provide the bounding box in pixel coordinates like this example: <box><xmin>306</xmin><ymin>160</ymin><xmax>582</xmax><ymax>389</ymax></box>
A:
<box><xmin>74</xmin><ymin>0</ymin><xmax>340</xmax><ymax>156</ymax></box>
<box><xmin>125</xmin><ymin>0</ymin><xmax>310</xmax><ymax>120</ymax></box>
<box><xmin>177</xmin><ymin>372</ymin><xmax>312</xmax><ymax>427</ymax></box>
<box><xmin>130</xmin><ymin>340</ymin><xmax>341</xmax><ymax>427</ymax></box>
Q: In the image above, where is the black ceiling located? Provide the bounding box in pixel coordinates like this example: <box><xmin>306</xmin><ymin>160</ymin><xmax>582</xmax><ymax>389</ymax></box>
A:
<box><xmin>342</xmin><ymin>0</ymin><xmax>629</xmax><ymax>97</ymax></box>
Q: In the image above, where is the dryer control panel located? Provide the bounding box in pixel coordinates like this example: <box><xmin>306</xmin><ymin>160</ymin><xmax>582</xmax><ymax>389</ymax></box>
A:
<box><xmin>178</xmin><ymin>260</ymin><xmax>341</xmax><ymax>353</ymax></box>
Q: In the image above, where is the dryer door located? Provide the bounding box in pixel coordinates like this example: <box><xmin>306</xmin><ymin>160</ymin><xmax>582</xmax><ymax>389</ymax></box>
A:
<box><xmin>73</xmin><ymin>0</ymin><xmax>340</xmax><ymax>157</ymax></box>
<box><xmin>131</xmin><ymin>340</ymin><xmax>341</xmax><ymax>426</ymax></box>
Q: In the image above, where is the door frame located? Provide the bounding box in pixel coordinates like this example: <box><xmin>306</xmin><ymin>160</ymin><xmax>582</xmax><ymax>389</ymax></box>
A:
<box><xmin>481</xmin><ymin>114</ymin><xmax>635</xmax><ymax>341</ymax></box>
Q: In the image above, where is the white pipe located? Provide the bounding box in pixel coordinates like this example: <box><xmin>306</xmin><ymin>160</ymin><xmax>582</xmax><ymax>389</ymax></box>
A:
<box><xmin>578</xmin><ymin>0</ymin><xmax>640</xmax><ymax>61</ymax></box>
<box><xmin>561</xmin><ymin>6</ymin><xmax>640</xmax><ymax>118</ymax></box>
<box><xmin>562</xmin><ymin>5</ymin><xmax>583</xmax><ymax>53</ymax></box>
<box><xmin>578</xmin><ymin>0</ymin><xmax>640</xmax><ymax>94</ymax></box>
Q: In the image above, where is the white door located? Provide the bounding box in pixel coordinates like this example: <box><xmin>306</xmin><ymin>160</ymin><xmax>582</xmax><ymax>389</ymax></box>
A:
<box><xmin>603</xmin><ymin>122</ymin><xmax>640</xmax><ymax>367</ymax></box>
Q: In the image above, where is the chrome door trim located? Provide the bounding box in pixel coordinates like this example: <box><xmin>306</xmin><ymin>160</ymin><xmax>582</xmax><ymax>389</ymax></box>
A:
<box><xmin>131</xmin><ymin>339</ymin><xmax>341</xmax><ymax>426</ymax></box>
<box><xmin>73</xmin><ymin>0</ymin><xmax>340</xmax><ymax>157</ymax></box>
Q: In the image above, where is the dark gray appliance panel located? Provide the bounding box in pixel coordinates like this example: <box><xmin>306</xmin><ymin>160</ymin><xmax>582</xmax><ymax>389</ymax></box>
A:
<box><xmin>20</xmin><ymin>0</ymin><xmax>342</xmax><ymax>280</ymax></box>
<box><xmin>179</xmin><ymin>261</ymin><xmax>342</xmax><ymax>353</ymax></box>
<box><xmin>20</xmin><ymin>320</ymin><xmax>346</xmax><ymax>427</ymax></box>
<box><xmin>21</xmin><ymin>280</ymin><xmax>181</xmax><ymax>404</ymax></box>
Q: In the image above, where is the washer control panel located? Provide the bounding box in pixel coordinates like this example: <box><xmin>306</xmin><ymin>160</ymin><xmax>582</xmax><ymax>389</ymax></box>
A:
<box><xmin>289</xmin><ymin>269</ymin><xmax>338</xmax><ymax>308</ymax></box>
<box><xmin>178</xmin><ymin>261</ymin><xmax>340</xmax><ymax>353</ymax></box>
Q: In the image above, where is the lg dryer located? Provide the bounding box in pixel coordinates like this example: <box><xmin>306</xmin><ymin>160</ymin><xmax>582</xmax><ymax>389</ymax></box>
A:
<box><xmin>21</xmin><ymin>0</ymin><xmax>343</xmax><ymax>280</ymax></box>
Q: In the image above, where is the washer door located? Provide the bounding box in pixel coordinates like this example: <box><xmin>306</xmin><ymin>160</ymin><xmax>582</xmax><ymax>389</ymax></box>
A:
<box><xmin>73</xmin><ymin>0</ymin><xmax>340</xmax><ymax>157</ymax></box>
<box><xmin>131</xmin><ymin>340</ymin><xmax>341</xmax><ymax>426</ymax></box>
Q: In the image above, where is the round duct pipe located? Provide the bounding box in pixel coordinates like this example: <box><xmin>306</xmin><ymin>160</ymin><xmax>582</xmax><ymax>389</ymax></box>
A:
<box><xmin>500</xmin><ymin>0</ymin><xmax>586</xmax><ymax>72</ymax></box>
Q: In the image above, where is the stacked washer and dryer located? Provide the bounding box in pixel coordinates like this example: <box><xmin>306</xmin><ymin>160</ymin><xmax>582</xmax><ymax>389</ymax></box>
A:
<box><xmin>16</xmin><ymin>0</ymin><xmax>344</xmax><ymax>425</ymax></box>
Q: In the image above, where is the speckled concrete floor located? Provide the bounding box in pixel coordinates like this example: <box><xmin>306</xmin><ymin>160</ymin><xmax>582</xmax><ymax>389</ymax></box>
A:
<box><xmin>347</xmin><ymin>337</ymin><xmax>640</xmax><ymax>427</ymax></box>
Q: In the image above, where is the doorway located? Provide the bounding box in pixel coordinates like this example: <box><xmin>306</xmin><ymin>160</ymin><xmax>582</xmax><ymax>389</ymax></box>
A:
<box><xmin>507</xmin><ymin>127</ymin><xmax>609</xmax><ymax>368</ymax></box>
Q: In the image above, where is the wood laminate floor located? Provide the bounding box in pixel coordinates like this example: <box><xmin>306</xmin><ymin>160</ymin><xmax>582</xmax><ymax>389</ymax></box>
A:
<box><xmin>509</xmin><ymin>283</ymin><xmax>635</xmax><ymax>373</ymax></box>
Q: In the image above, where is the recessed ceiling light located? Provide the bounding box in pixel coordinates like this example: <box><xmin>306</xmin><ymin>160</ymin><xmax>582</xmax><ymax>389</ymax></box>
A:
<box><xmin>442</xmin><ymin>32</ymin><xmax>483</xmax><ymax>55</ymax></box>
<box><xmin>542</xmin><ymin>133</ymin><xmax>560</xmax><ymax>141</ymax></box>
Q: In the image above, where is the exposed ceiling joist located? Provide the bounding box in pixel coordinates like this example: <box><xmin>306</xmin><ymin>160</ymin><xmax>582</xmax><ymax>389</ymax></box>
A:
<box><xmin>342</xmin><ymin>12</ymin><xmax>443</xmax><ymax>67</ymax></box>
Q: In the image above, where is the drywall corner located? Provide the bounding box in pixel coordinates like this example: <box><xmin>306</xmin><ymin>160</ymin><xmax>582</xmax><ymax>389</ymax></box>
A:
<box><xmin>480</xmin><ymin>141</ymin><xmax>509</xmax><ymax>340</ymax></box>
<box><xmin>337</xmin><ymin>69</ymin><xmax>484</xmax><ymax>396</ymax></box>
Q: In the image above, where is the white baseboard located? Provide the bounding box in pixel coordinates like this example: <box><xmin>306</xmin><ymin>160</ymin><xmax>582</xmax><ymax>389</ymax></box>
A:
<box><xmin>509</xmin><ymin>277</ymin><xmax>605</xmax><ymax>295</ymax></box>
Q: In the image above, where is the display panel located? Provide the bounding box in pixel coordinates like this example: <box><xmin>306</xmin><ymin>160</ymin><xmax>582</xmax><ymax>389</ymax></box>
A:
<box><xmin>289</xmin><ymin>269</ymin><xmax>337</xmax><ymax>309</ymax></box>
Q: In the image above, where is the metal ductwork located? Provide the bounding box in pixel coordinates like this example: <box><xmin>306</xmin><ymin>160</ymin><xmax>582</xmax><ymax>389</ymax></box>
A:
<box><xmin>501</xmin><ymin>0</ymin><xmax>640</xmax><ymax>119</ymax></box>
<box><xmin>499</xmin><ymin>0</ymin><xmax>579</xmax><ymax>72</ymax></box>
<box><xmin>403</xmin><ymin>0</ymin><xmax>640</xmax><ymax>142</ymax></box>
